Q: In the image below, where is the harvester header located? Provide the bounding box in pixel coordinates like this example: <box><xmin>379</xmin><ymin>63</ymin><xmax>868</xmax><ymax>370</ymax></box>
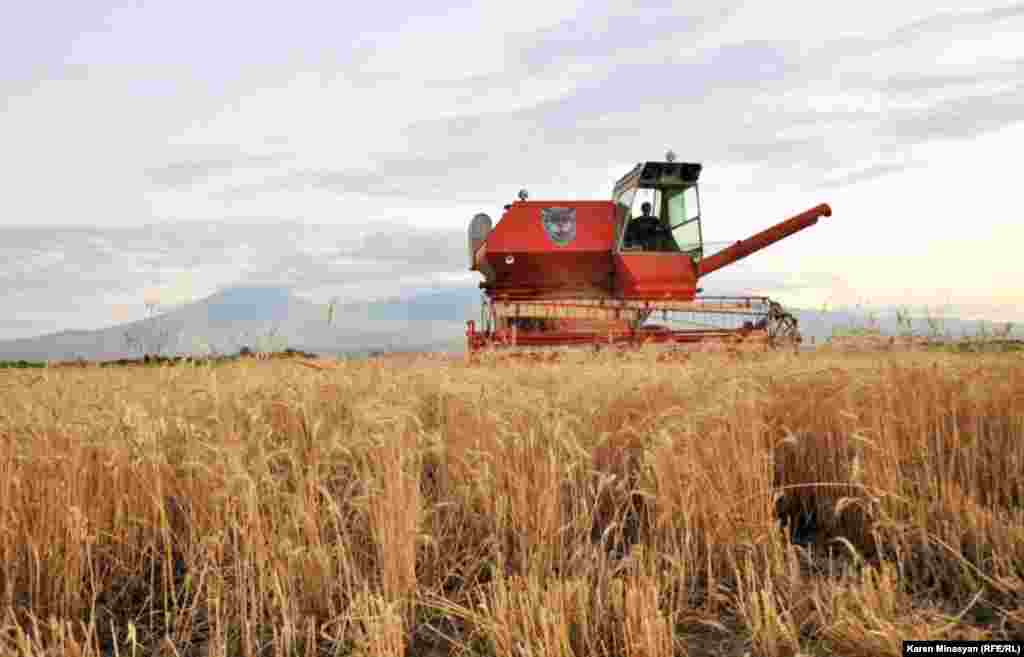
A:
<box><xmin>465</xmin><ymin>154</ymin><xmax>834</xmax><ymax>353</ymax></box>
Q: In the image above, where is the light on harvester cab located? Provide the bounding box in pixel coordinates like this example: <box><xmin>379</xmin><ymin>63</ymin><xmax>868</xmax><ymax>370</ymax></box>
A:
<box><xmin>518</xmin><ymin>189</ymin><xmax>529</xmax><ymax>201</ymax></box>
<box><xmin>665</xmin><ymin>150</ymin><xmax>677</xmax><ymax>163</ymax></box>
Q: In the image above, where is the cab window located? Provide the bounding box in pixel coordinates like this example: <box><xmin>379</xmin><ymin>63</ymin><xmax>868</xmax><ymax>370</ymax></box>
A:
<box><xmin>664</xmin><ymin>185</ymin><xmax>702</xmax><ymax>258</ymax></box>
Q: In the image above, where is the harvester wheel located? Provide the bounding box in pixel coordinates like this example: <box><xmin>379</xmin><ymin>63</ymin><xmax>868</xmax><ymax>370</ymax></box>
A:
<box><xmin>768</xmin><ymin>312</ymin><xmax>800</xmax><ymax>345</ymax></box>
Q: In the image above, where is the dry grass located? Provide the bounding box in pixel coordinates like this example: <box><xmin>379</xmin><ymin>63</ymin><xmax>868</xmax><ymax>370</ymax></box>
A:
<box><xmin>0</xmin><ymin>347</ymin><xmax>1022</xmax><ymax>656</ymax></box>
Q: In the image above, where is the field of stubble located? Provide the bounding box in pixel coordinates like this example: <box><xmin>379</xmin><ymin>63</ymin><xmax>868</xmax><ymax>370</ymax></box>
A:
<box><xmin>0</xmin><ymin>348</ymin><xmax>1022</xmax><ymax>657</ymax></box>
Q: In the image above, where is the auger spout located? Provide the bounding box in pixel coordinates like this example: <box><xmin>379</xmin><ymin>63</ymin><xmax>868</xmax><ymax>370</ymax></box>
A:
<box><xmin>696</xmin><ymin>203</ymin><xmax>832</xmax><ymax>278</ymax></box>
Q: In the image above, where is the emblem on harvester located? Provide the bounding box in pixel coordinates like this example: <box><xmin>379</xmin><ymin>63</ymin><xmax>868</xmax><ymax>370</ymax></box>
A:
<box><xmin>542</xmin><ymin>207</ymin><xmax>576</xmax><ymax>246</ymax></box>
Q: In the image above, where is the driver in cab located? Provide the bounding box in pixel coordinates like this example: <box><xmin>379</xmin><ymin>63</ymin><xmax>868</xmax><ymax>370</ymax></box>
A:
<box><xmin>624</xmin><ymin>202</ymin><xmax>666</xmax><ymax>251</ymax></box>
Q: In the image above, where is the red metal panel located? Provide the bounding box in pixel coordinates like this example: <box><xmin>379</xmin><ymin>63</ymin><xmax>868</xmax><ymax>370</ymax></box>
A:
<box><xmin>613</xmin><ymin>253</ymin><xmax>699</xmax><ymax>300</ymax></box>
<box><xmin>479</xmin><ymin>200</ymin><xmax>618</xmax><ymax>296</ymax></box>
<box><xmin>482</xmin><ymin>252</ymin><xmax>614</xmax><ymax>297</ymax></box>
<box><xmin>484</xmin><ymin>200</ymin><xmax>617</xmax><ymax>252</ymax></box>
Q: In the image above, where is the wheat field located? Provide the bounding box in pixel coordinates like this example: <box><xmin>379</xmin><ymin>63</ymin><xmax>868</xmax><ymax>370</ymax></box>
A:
<box><xmin>0</xmin><ymin>347</ymin><xmax>1021</xmax><ymax>656</ymax></box>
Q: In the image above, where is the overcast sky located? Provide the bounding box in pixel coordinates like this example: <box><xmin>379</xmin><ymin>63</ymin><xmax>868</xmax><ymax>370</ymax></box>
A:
<box><xmin>2</xmin><ymin>1</ymin><xmax>1023</xmax><ymax>340</ymax></box>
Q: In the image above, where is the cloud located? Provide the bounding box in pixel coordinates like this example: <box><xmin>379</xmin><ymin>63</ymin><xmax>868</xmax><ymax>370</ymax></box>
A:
<box><xmin>513</xmin><ymin>3</ymin><xmax>741</xmax><ymax>73</ymax></box>
<box><xmin>146</xmin><ymin>152</ymin><xmax>293</xmax><ymax>188</ymax></box>
<box><xmin>23</xmin><ymin>1</ymin><xmax>1009</xmax><ymax>227</ymax></box>
<box><xmin>347</xmin><ymin>226</ymin><xmax>464</xmax><ymax>266</ymax></box>
<box><xmin>0</xmin><ymin>220</ymin><xmax>470</xmax><ymax>340</ymax></box>
<box><xmin>877</xmin><ymin>82</ymin><xmax>1024</xmax><ymax>142</ymax></box>
<box><xmin>4</xmin><ymin>1</ymin><xmax>1024</xmax><ymax>340</ymax></box>
<box><xmin>228</xmin><ymin>151</ymin><xmax>494</xmax><ymax>203</ymax></box>
<box><xmin>818</xmin><ymin>161</ymin><xmax>917</xmax><ymax>190</ymax></box>
<box><xmin>867</xmin><ymin>3</ymin><xmax>1024</xmax><ymax>50</ymax></box>
<box><xmin>371</xmin><ymin>6</ymin><xmax>1024</xmax><ymax>201</ymax></box>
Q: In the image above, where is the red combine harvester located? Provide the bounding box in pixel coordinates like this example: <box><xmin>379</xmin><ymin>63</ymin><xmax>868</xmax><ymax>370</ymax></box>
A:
<box><xmin>465</xmin><ymin>154</ymin><xmax>833</xmax><ymax>354</ymax></box>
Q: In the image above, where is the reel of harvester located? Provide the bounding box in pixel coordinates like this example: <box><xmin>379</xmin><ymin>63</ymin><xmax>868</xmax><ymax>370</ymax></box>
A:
<box><xmin>765</xmin><ymin>300</ymin><xmax>800</xmax><ymax>344</ymax></box>
<box><xmin>465</xmin><ymin>153</ymin><xmax>831</xmax><ymax>360</ymax></box>
<box><xmin>466</xmin><ymin>294</ymin><xmax>802</xmax><ymax>358</ymax></box>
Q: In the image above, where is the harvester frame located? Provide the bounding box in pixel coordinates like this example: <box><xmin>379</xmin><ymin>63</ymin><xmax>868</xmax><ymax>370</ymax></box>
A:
<box><xmin>465</xmin><ymin>154</ymin><xmax>831</xmax><ymax>354</ymax></box>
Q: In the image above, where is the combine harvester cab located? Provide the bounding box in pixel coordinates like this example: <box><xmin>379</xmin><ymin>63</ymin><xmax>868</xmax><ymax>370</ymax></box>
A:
<box><xmin>466</xmin><ymin>153</ymin><xmax>832</xmax><ymax>355</ymax></box>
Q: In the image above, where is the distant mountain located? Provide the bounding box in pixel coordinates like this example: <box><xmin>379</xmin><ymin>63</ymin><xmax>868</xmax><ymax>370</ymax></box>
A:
<box><xmin>0</xmin><ymin>285</ymin><xmax>1018</xmax><ymax>363</ymax></box>
<box><xmin>201</xmin><ymin>286</ymin><xmax>297</xmax><ymax>322</ymax></box>
<box><xmin>340</xmin><ymin>287</ymin><xmax>483</xmax><ymax>322</ymax></box>
<box><xmin>789</xmin><ymin>307</ymin><xmax>1022</xmax><ymax>345</ymax></box>
<box><xmin>0</xmin><ymin>286</ymin><xmax>468</xmax><ymax>362</ymax></box>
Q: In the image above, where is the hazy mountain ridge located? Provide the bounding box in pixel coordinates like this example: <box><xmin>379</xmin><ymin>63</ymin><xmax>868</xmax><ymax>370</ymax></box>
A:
<box><xmin>0</xmin><ymin>286</ymin><xmax>467</xmax><ymax>362</ymax></box>
<box><xmin>1</xmin><ymin>286</ymin><xmax>1018</xmax><ymax>362</ymax></box>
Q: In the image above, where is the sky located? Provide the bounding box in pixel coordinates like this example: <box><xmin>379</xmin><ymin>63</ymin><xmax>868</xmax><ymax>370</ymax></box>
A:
<box><xmin>2</xmin><ymin>1</ymin><xmax>1023</xmax><ymax>340</ymax></box>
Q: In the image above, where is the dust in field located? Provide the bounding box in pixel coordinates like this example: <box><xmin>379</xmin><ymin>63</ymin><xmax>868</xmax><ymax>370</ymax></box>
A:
<box><xmin>0</xmin><ymin>349</ymin><xmax>1021</xmax><ymax>656</ymax></box>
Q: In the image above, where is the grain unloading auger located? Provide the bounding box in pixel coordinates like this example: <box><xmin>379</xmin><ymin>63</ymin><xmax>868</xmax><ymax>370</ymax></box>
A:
<box><xmin>465</xmin><ymin>154</ymin><xmax>833</xmax><ymax>355</ymax></box>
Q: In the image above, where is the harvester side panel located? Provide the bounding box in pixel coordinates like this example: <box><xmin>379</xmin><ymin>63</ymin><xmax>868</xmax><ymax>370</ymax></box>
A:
<box><xmin>476</xmin><ymin>200</ymin><xmax>618</xmax><ymax>297</ymax></box>
<box><xmin>613</xmin><ymin>252</ymin><xmax>699</xmax><ymax>300</ymax></box>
